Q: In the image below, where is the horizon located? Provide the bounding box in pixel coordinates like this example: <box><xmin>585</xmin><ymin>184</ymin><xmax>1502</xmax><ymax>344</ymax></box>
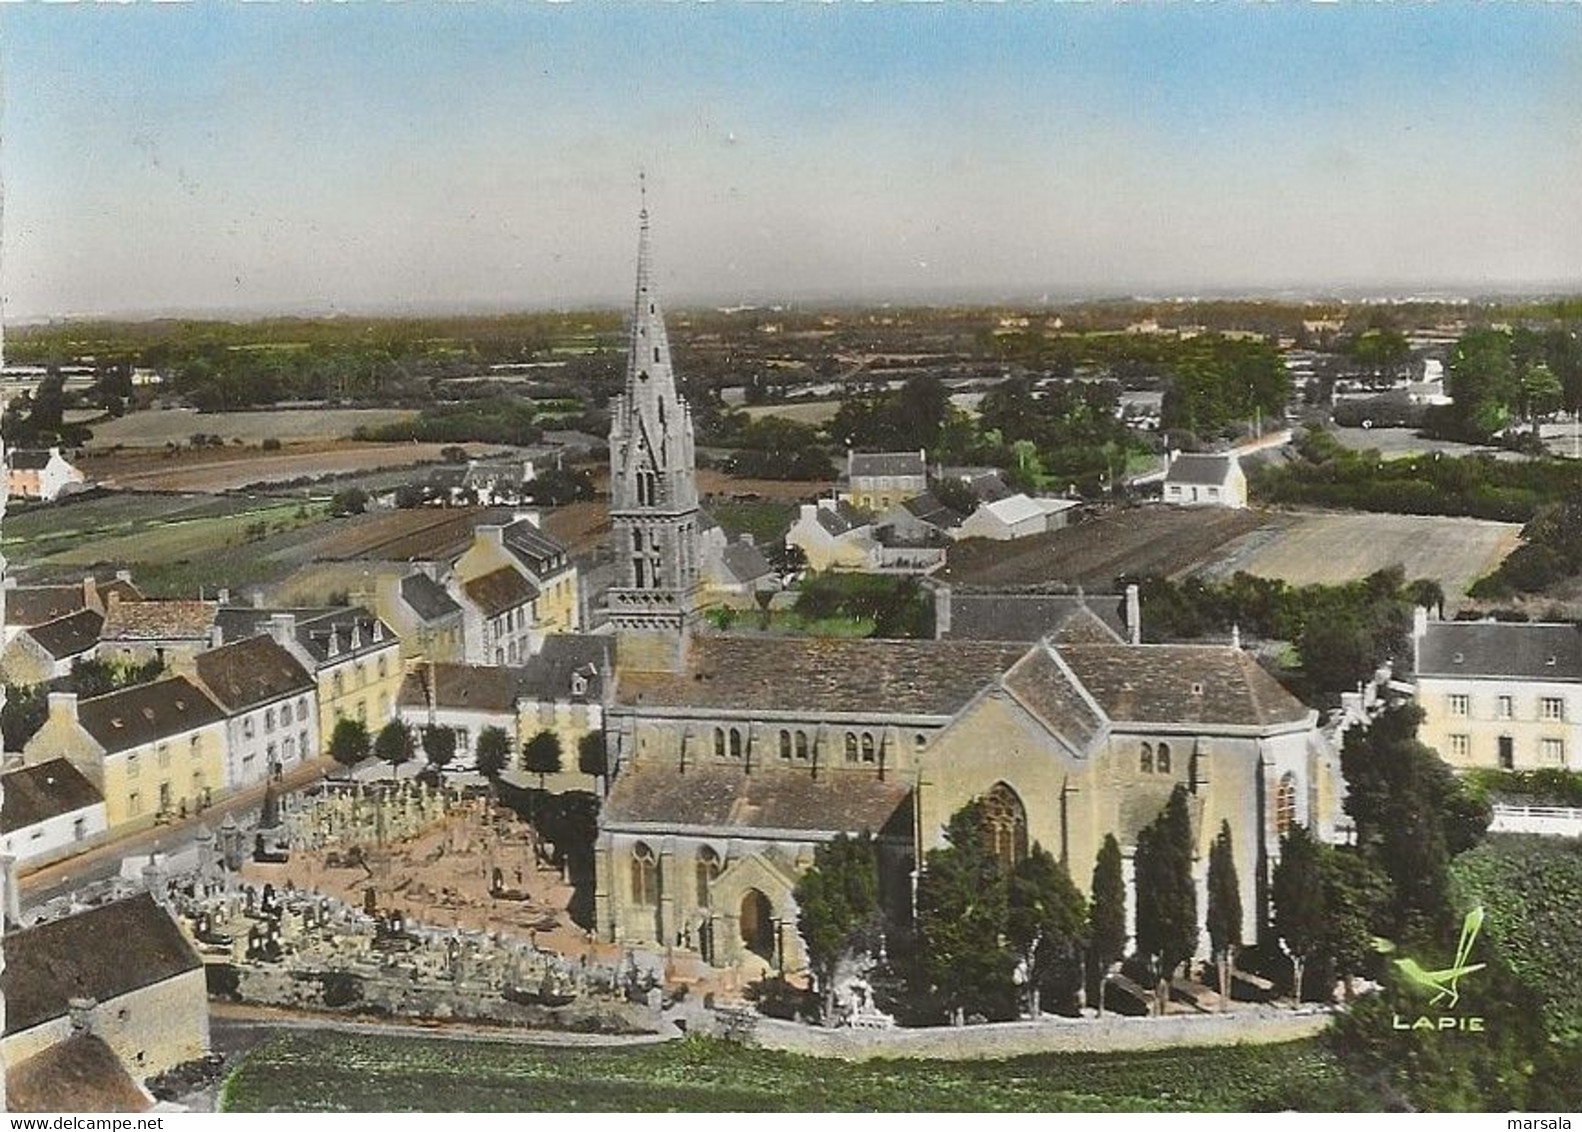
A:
<box><xmin>3</xmin><ymin>3</ymin><xmax>1580</xmax><ymax>323</ymax></box>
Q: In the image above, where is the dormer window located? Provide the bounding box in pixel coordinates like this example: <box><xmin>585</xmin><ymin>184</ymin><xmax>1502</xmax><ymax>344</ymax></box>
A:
<box><xmin>1547</xmin><ymin>656</ymin><xmax>1558</xmax><ymax>667</ymax></box>
<box><xmin>1190</xmin><ymin>682</ymin><xmax>1204</xmax><ymax>696</ymax></box>
<box><xmin>1453</xmin><ymin>652</ymin><xmax>1465</xmax><ymax>664</ymax></box>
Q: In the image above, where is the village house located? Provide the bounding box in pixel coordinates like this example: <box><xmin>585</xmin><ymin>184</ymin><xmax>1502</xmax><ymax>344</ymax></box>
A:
<box><xmin>0</xmin><ymin>608</ymin><xmax>102</xmax><ymax>685</ymax></box>
<box><xmin>97</xmin><ymin>596</ymin><xmax>218</xmax><ymax>667</ymax></box>
<box><xmin>2</xmin><ymin>895</ymin><xmax>208</xmax><ymax>1111</ymax></box>
<box><xmin>1162</xmin><ymin>453</ymin><xmax>1249</xmax><ymax>508</ymax></box>
<box><xmin>453</xmin><ymin>515</ymin><xmax>583</xmax><ymax>640</ymax></box>
<box><xmin>841</xmin><ymin>449</ymin><xmax>927</xmax><ymax>512</ymax></box>
<box><xmin>22</xmin><ymin>677</ymin><xmax>227</xmax><ymax>831</ymax></box>
<box><xmin>397</xmin><ymin>662</ymin><xmax>521</xmax><ymax>771</ymax></box>
<box><xmin>0</xmin><ymin>758</ymin><xmax>107</xmax><ymax>869</ymax></box>
<box><xmin>956</xmin><ymin>493</ymin><xmax>1080</xmax><ymax>541</ymax></box>
<box><xmin>785</xmin><ymin>498</ymin><xmax>878</xmax><ymax>572</ymax></box>
<box><xmin>2</xmin><ymin>574</ymin><xmax>140</xmax><ymax>648</ymax></box>
<box><xmin>1412</xmin><ymin>610</ymin><xmax>1582</xmax><ymax>771</ymax></box>
<box><xmin>7</xmin><ymin>447</ymin><xmax>87</xmax><ymax>502</ymax></box>
<box><xmin>377</xmin><ymin>572</ymin><xmax>466</xmax><ymax>664</ymax></box>
<box><xmin>453</xmin><ymin>565</ymin><xmax>540</xmax><ymax>666</ymax></box>
<box><xmin>186</xmin><ymin>633</ymin><xmax>320</xmax><ymax>790</ymax></box>
<box><xmin>514</xmin><ymin>634</ymin><xmax>610</xmax><ymax>792</ymax></box>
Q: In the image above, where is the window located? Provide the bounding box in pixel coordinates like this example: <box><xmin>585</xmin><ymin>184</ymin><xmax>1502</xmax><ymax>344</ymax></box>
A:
<box><xmin>779</xmin><ymin>730</ymin><xmax>792</xmax><ymax>760</ymax></box>
<box><xmin>297</xmin><ymin>698</ymin><xmax>309</xmax><ymax>722</ymax></box>
<box><xmin>300</xmin><ymin>730</ymin><xmax>310</xmax><ymax>756</ymax></box>
<box><xmin>334</xmin><ymin>673</ymin><xmax>345</xmax><ymax>698</ymax></box>
<box><xmin>129</xmin><ymin>791</ymin><xmax>142</xmax><ymax>816</ymax></box>
<box><xmin>127</xmin><ymin>753</ymin><xmax>140</xmax><ymax>779</ymax></box>
<box><xmin>242</xmin><ymin>717</ymin><xmax>256</xmax><ymax>740</ymax></box>
<box><xmin>1140</xmin><ymin>743</ymin><xmax>1153</xmax><ymax>774</ymax></box>
<box><xmin>860</xmin><ymin>732</ymin><xmax>876</xmax><ymax>764</ymax></box>
<box><xmin>1498</xmin><ymin>695</ymin><xmax>1514</xmax><ymax>720</ymax></box>
<box><xmin>728</xmin><ymin>728</ymin><xmax>743</xmax><ymax>760</ymax></box>
<box><xmin>631</xmin><ymin>842</ymin><xmax>659</xmax><ymax>906</ymax></box>
<box><xmin>713</xmin><ymin>728</ymin><xmax>726</xmax><ymax>759</ymax></box>
<box><xmin>1542</xmin><ymin>737</ymin><xmax>1565</xmax><ymax>764</ymax></box>
<box><xmin>844</xmin><ymin>732</ymin><xmax>859</xmax><ymax>763</ymax></box>
<box><xmin>1448</xmin><ymin>694</ymin><xmax>1470</xmax><ymax>717</ymax></box>
<box><xmin>357</xmin><ymin>662</ymin><xmax>367</xmax><ymax>688</ymax></box>
<box><xmin>1499</xmin><ymin>735</ymin><xmax>1515</xmax><ymax>770</ymax></box>
<box><xmin>981</xmin><ymin>783</ymin><xmax>1028</xmax><ymax>868</ymax></box>
<box><xmin>696</xmin><ymin>846</ymin><xmax>722</xmax><ymax>907</ymax></box>
<box><xmin>157</xmin><ymin>743</ymin><xmax>171</xmax><ymax>768</ymax></box>
<box><xmin>378</xmin><ymin>657</ymin><xmax>388</xmax><ymax>680</ymax></box>
<box><xmin>1275</xmin><ymin>772</ymin><xmax>1298</xmax><ymax>836</ymax></box>
<box><xmin>265</xmin><ymin>708</ymin><xmax>276</xmax><ymax>733</ymax></box>
<box><xmin>1449</xmin><ymin>734</ymin><xmax>1470</xmax><ymax>760</ymax></box>
<box><xmin>1542</xmin><ymin>697</ymin><xmax>1565</xmax><ymax>722</ymax></box>
<box><xmin>795</xmin><ymin>731</ymin><xmax>810</xmax><ymax>761</ymax></box>
<box><xmin>1156</xmin><ymin>743</ymin><xmax>1172</xmax><ymax>774</ymax></box>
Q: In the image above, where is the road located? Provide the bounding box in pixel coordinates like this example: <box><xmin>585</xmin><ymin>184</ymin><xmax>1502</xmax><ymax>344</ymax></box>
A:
<box><xmin>19</xmin><ymin>757</ymin><xmax>334</xmax><ymax>910</ymax></box>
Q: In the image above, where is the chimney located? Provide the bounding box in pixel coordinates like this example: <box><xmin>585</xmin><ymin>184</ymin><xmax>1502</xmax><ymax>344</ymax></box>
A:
<box><xmin>1</xmin><ymin>854</ymin><xmax>21</xmax><ymax>926</ymax></box>
<box><xmin>217</xmin><ymin>587</ymin><xmax>231</xmax><ymax>605</ymax></box>
<box><xmin>67</xmin><ymin>997</ymin><xmax>99</xmax><ymax>1037</ymax></box>
<box><xmin>477</xmin><ymin>524</ymin><xmax>506</xmax><ymax>550</ymax></box>
<box><xmin>1412</xmin><ymin>605</ymin><xmax>1430</xmax><ymax>673</ymax></box>
<box><xmin>269</xmin><ymin>612</ymin><xmax>297</xmax><ymax>648</ymax></box>
<box><xmin>48</xmin><ymin>690</ymin><xmax>80</xmax><ymax>724</ymax></box>
<box><xmin>208</xmin><ymin>623</ymin><xmax>224</xmax><ymax>650</ymax></box>
<box><xmin>114</xmin><ymin>569</ymin><xmax>133</xmax><ymax>585</ymax></box>
<box><xmin>1230</xmin><ymin>623</ymin><xmax>1241</xmax><ymax>650</ymax></box>
<box><xmin>933</xmin><ymin>582</ymin><xmax>952</xmax><ymax>638</ymax></box>
<box><xmin>1125</xmin><ymin>584</ymin><xmax>1142</xmax><ymax>646</ymax></box>
<box><xmin>513</xmin><ymin>510</ymin><xmax>542</xmax><ymax>530</ymax></box>
<box><xmin>82</xmin><ymin>575</ymin><xmax>100</xmax><ymax>614</ymax></box>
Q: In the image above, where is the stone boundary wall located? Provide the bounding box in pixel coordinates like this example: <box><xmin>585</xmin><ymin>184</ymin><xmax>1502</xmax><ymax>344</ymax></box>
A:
<box><xmin>750</xmin><ymin>1007</ymin><xmax>1334</xmax><ymax>1061</ymax></box>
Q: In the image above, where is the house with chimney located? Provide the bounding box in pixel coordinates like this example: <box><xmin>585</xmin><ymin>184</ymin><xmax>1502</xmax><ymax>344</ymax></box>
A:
<box><xmin>451</xmin><ymin>513</ymin><xmax>583</xmax><ymax>645</ymax></box>
<box><xmin>7</xmin><ymin>446</ymin><xmax>86</xmax><ymax>502</ymax></box>
<box><xmin>2</xmin><ymin>573</ymin><xmax>140</xmax><ymax>649</ymax></box>
<box><xmin>186</xmin><ymin>634</ymin><xmax>320</xmax><ymax>790</ymax></box>
<box><xmin>22</xmin><ymin>676</ymin><xmax>228</xmax><ymax>831</ymax></box>
<box><xmin>0</xmin><ymin>759</ymin><xmax>107</xmax><ymax>868</ymax></box>
<box><xmin>0</xmin><ymin>607</ymin><xmax>102</xmax><ymax>685</ymax></box>
<box><xmin>840</xmin><ymin>449</ymin><xmax>928</xmax><ymax>512</ymax></box>
<box><xmin>98</xmin><ymin>597</ymin><xmax>218</xmax><ymax>667</ymax></box>
<box><xmin>1162</xmin><ymin>452</ymin><xmax>1249</xmax><ymax>509</ymax></box>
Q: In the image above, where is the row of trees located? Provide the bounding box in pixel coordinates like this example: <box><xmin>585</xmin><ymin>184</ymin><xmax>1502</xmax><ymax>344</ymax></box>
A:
<box><xmin>327</xmin><ymin>718</ymin><xmax>598</xmax><ymax>785</ymax></box>
<box><xmin>1436</xmin><ymin>326</ymin><xmax>1582</xmax><ymax>441</ymax></box>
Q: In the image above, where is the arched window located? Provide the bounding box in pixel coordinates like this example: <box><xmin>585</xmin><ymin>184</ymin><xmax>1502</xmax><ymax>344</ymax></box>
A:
<box><xmin>1140</xmin><ymin>742</ymin><xmax>1154</xmax><ymax>774</ymax></box>
<box><xmin>845</xmin><ymin>732</ymin><xmax>859</xmax><ymax>763</ymax></box>
<box><xmin>1156</xmin><ymin>742</ymin><xmax>1172</xmax><ymax>775</ymax></box>
<box><xmin>795</xmin><ymin>731</ymin><xmax>810</xmax><ymax>760</ymax></box>
<box><xmin>631</xmin><ymin>842</ymin><xmax>659</xmax><ymax>906</ymax></box>
<box><xmin>713</xmin><ymin>728</ymin><xmax>726</xmax><ymax>759</ymax></box>
<box><xmin>860</xmin><ymin>733</ymin><xmax>876</xmax><ymax>763</ymax></box>
<box><xmin>1275</xmin><ymin>772</ymin><xmax>1299</xmax><ymax>837</ymax></box>
<box><xmin>779</xmin><ymin>730</ymin><xmax>792</xmax><ymax>760</ymax></box>
<box><xmin>696</xmin><ymin>846</ymin><xmax>722</xmax><ymax>907</ymax></box>
<box><xmin>981</xmin><ymin>782</ymin><xmax>1029</xmax><ymax>868</ymax></box>
<box><xmin>728</xmin><ymin>728</ymin><xmax>743</xmax><ymax>759</ymax></box>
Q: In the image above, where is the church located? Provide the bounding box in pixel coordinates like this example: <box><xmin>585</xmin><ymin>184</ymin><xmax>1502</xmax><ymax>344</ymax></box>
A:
<box><xmin>589</xmin><ymin>203</ymin><xmax>1344</xmax><ymax>976</ymax></box>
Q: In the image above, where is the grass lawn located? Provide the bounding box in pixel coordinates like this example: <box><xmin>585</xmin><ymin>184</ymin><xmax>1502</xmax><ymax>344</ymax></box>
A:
<box><xmin>221</xmin><ymin>1032</ymin><xmax>1360</xmax><ymax>1113</ymax></box>
<box><xmin>708</xmin><ymin>498</ymin><xmax>797</xmax><ymax>544</ymax></box>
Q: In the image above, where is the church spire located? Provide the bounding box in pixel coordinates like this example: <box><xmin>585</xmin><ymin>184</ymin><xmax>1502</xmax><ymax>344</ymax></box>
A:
<box><xmin>607</xmin><ymin>192</ymin><xmax>702</xmax><ymax>669</ymax></box>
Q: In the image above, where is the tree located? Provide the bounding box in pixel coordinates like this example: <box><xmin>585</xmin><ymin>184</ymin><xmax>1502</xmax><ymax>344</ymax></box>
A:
<box><xmin>793</xmin><ymin>832</ymin><xmax>883</xmax><ymax>1025</ymax></box>
<box><xmin>422</xmin><ymin>725</ymin><xmax>458</xmax><ymax>771</ymax></box>
<box><xmin>914</xmin><ymin>800</ymin><xmax>1016</xmax><ymax>1024</ymax></box>
<box><xmin>1088</xmin><ymin>833</ymin><xmax>1127</xmax><ymax>1016</ymax></box>
<box><xmin>1133</xmin><ymin>786</ymin><xmax>1198</xmax><ymax>1013</ymax></box>
<box><xmin>1</xmin><ymin>683</ymin><xmax>48</xmax><ymax>751</ymax></box>
<box><xmin>577</xmin><ymin>730</ymin><xmax>607</xmax><ymax>779</ymax></box>
<box><xmin>1271</xmin><ymin>825</ymin><xmax>1326</xmax><ymax>1002</ymax></box>
<box><xmin>475</xmin><ymin>725</ymin><xmax>512</xmax><ymax>780</ymax></box>
<box><xmin>330</xmin><ymin>488</ymin><xmax>368</xmax><ymax>517</ymax></box>
<box><xmin>522</xmin><ymin>729</ymin><xmax>562</xmax><ymax>788</ymax></box>
<box><xmin>328</xmin><ymin>718</ymin><xmax>371</xmax><ymax>768</ymax></box>
<box><xmin>374</xmin><ymin>719</ymin><xmax>415</xmax><ymax>768</ymax></box>
<box><xmin>1205</xmin><ymin>821</ymin><xmax>1241</xmax><ymax>1010</ymax></box>
<box><xmin>1005</xmin><ymin>844</ymin><xmax>1088</xmax><ymax>1018</ymax></box>
<box><xmin>1317</xmin><ymin>847</ymin><xmax>1392</xmax><ymax>998</ymax></box>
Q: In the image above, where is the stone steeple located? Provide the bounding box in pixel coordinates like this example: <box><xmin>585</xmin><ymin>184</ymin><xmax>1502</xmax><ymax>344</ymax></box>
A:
<box><xmin>606</xmin><ymin>193</ymin><xmax>702</xmax><ymax>671</ymax></box>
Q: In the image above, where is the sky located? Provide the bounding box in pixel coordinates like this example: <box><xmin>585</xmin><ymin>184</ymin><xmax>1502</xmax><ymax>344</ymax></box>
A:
<box><xmin>1</xmin><ymin>2</ymin><xmax>1580</xmax><ymax>321</ymax></box>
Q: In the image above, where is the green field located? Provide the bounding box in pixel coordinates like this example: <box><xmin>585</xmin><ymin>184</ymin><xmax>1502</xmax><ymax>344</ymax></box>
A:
<box><xmin>220</xmin><ymin>1032</ymin><xmax>1363</xmax><ymax>1112</ymax></box>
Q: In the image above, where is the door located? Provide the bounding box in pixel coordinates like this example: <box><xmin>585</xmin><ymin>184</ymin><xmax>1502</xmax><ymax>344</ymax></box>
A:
<box><xmin>739</xmin><ymin>889</ymin><xmax>775</xmax><ymax>961</ymax></box>
<box><xmin>1498</xmin><ymin>735</ymin><xmax>1515</xmax><ymax>770</ymax></box>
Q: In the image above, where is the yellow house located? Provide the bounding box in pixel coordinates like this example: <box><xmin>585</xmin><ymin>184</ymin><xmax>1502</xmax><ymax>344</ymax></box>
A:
<box><xmin>453</xmin><ymin>515</ymin><xmax>582</xmax><ymax>638</ymax></box>
<box><xmin>841</xmin><ymin>449</ymin><xmax>928</xmax><ymax>513</ymax></box>
<box><xmin>23</xmin><ymin>677</ymin><xmax>228</xmax><ymax>831</ymax></box>
<box><xmin>514</xmin><ymin>634</ymin><xmax>610</xmax><ymax>793</ymax></box>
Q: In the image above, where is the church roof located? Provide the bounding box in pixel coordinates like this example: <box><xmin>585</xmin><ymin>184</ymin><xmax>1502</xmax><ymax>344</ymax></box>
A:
<box><xmin>1001</xmin><ymin>647</ymin><xmax>1108</xmax><ymax>752</ymax></box>
<box><xmin>1056</xmin><ymin>643</ymin><xmax>1311</xmax><ymax>729</ymax></box>
<box><xmin>603</xmin><ymin>763</ymin><xmax>911</xmax><ymax>837</ymax></box>
<box><xmin>615</xmin><ymin>636</ymin><xmax>1027</xmax><ymax>718</ymax></box>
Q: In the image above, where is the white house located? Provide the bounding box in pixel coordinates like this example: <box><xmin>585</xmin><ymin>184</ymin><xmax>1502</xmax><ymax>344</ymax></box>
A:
<box><xmin>786</xmin><ymin>499</ymin><xmax>878</xmax><ymax>572</ymax></box>
<box><xmin>1162</xmin><ymin>453</ymin><xmax>1248</xmax><ymax>509</ymax></box>
<box><xmin>1</xmin><ymin>758</ymin><xmax>108</xmax><ymax>868</ymax></box>
<box><xmin>397</xmin><ymin>662</ymin><xmax>522</xmax><ymax>771</ymax></box>
<box><xmin>189</xmin><ymin>634</ymin><xmax>320</xmax><ymax>790</ymax></box>
<box><xmin>8</xmin><ymin>447</ymin><xmax>87</xmax><ymax>502</ymax></box>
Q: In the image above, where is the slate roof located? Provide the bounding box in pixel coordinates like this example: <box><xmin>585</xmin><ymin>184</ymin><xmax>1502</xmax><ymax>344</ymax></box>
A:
<box><xmin>194</xmin><ymin>635</ymin><xmax>315</xmax><ymax>712</ymax></box>
<box><xmin>24</xmin><ymin>609</ymin><xmax>104</xmax><ymax>660</ymax></box>
<box><xmin>6</xmin><ymin>585</ymin><xmax>87</xmax><ymax>627</ymax></box>
<box><xmin>463</xmin><ymin>566</ymin><xmax>539</xmax><ymax>618</ymax></box>
<box><xmin>1</xmin><ymin>759</ymin><xmax>102</xmax><ymax>833</ymax></box>
<box><xmin>1165</xmin><ymin>453</ymin><xmax>1235</xmax><ymax>487</ymax></box>
<box><xmin>400</xmin><ymin>573</ymin><xmax>463</xmax><ymax>623</ymax></box>
<box><xmin>615</xmin><ymin>637</ymin><xmax>1027</xmax><ymax>717</ymax></box>
<box><xmin>1417</xmin><ymin>621</ymin><xmax>1582</xmax><ymax>681</ymax></box>
<box><xmin>291</xmin><ymin>608</ymin><xmax>398</xmax><ymax>666</ymax></box>
<box><xmin>6</xmin><ymin>1034</ymin><xmax>150</xmax><ymax>1113</ymax></box>
<box><xmin>944</xmin><ymin>592</ymin><xmax>1126</xmax><ymax>644</ymax></box>
<box><xmin>849</xmin><ymin>451</ymin><xmax>926</xmax><ymax>479</ymax></box>
<box><xmin>1001</xmin><ymin>646</ymin><xmax>1107</xmax><ymax>752</ymax></box>
<box><xmin>399</xmin><ymin>664</ymin><xmax>522</xmax><ymax>714</ymax></box>
<box><xmin>503</xmin><ymin>519</ymin><xmax>571</xmax><ymax>576</ymax></box>
<box><xmin>3</xmin><ymin>894</ymin><xmax>203</xmax><ymax>1036</ymax></box>
<box><xmin>9</xmin><ymin>449</ymin><xmax>55</xmax><ymax>470</ymax></box>
<box><xmin>720</xmin><ymin>539</ymin><xmax>774</xmax><ymax>585</ymax></box>
<box><xmin>901</xmin><ymin>492</ymin><xmax>966</xmax><ymax>529</ymax></box>
<box><xmin>814</xmin><ymin>501</ymin><xmax>868</xmax><ymax>537</ymax></box>
<box><xmin>603</xmin><ymin>763</ymin><xmax>911</xmax><ymax>836</ymax></box>
<box><xmin>1057</xmin><ymin>643</ymin><xmax>1311</xmax><ymax>728</ymax></box>
<box><xmin>75</xmin><ymin>676</ymin><xmax>227</xmax><ymax>754</ymax></box>
<box><xmin>519</xmin><ymin>634</ymin><xmax>610</xmax><ymax>702</ymax></box>
<box><xmin>100</xmin><ymin>599</ymin><xmax>215</xmax><ymax>642</ymax></box>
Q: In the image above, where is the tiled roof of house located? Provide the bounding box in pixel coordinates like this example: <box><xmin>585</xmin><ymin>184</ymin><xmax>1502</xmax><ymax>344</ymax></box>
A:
<box><xmin>977</xmin><ymin>494</ymin><xmax>1049</xmax><ymax>527</ymax></box>
<box><xmin>1057</xmin><ymin>643</ymin><xmax>1311</xmax><ymax>728</ymax></box>
<box><xmin>615</xmin><ymin>636</ymin><xmax>1027</xmax><ymax>718</ymax></box>
<box><xmin>24</xmin><ymin>609</ymin><xmax>104</xmax><ymax>660</ymax></box>
<box><xmin>814</xmin><ymin>501</ymin><xmax>868</xmax><ymax>537</ymax></box>
<box><xmin>603</xmin><ymin>763</ymin><xmax>911</xmax><ymax>836</ymax></box>
<box><xmin>398</xmin><ymin>663</ymin><xmax>522</xmax><ymax>714</ymax></box>
<box><xmin>5</xmin><ymin>1034</ymin><xmax>150</xmax><ymax>1113</ymax></box>
<box><xmin>942</xmin><ymin>592</ymin><xmax>1126</xmax><ymax>644</ymax></box>
<box><xmin>100</xmin><ymin>599</ymin><xmax>215</xmax><ymax>642</ymax></box>
<box><xmin>518</xmin><ymin>634</ymin><xmax>610</xmax><ymax>702</ymax></box>
<box><xmin>849</xmin><ymin>450</ymin><xmax>926</xmax><ymax>479</ymax></box>
<box><xmin>1</xmin><ymin>759</ymin><xmax>102</xmax><ymax>834</ymax></box>
<box><xmin>75</xmin><ymin>676</ymin><xmax>227</xmax><ymax>754</ymax></box>
<box><xmin>462</xmin><ymin>566</ymin><xmax>539</xmax><ymax>618</ymax></box>
<box><xmin>1164</xmin><ymin>454</ymin><xmax>1235</xmax><ymax>487</ymax></box>
<box><xmin>292</xmin><ymin>608</ymin><xmax>398</xmax><ymax>666</ymax></box>
<box><xmin>1417</xmin><ymin>620</ymin><xmax>1582</xmax><ymax>681</ymax></box>
<box><xmin>400</xmin><ymin>573</ymin><xmax>463</xmax><ymax>623</ymax></box>
<box><xmin>5</xmin><ymin>585</ymin><xmax>87</xmax><ymax>627</ymax></box>
<box><xmin>194</xmin><ymin>635</ymin><xmax>315</xmax><ymax>713</ymax></box>
<box><xmin>3</xmin><ymin>894</ymin><xmax>203</xmax><ymax>1037</ymax></box>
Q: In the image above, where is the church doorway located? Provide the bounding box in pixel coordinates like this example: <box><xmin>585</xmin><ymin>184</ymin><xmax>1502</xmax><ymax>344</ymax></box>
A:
<box><xmin>739</xmin><ymin>889</ymin><xmax>775</xmax><ymax>961</ymax></box>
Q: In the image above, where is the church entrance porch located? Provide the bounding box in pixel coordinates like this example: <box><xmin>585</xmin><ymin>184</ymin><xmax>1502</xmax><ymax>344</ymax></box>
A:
<box><xmin>739</xmin><ymin>888</ymin><xmax>774</xmax><ymax>960</ymax></box>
